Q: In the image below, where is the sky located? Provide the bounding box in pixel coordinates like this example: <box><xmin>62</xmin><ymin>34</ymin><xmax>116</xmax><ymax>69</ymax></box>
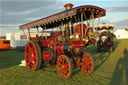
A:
<box><xmin>0</xmin><ymin>0</ymin><xmax>128</xmax><ymax>36</ymax></box>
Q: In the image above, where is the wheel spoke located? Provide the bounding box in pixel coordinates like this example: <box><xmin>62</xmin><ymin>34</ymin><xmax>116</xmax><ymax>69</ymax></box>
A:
<box><xmin>32</xmin><ymin>63</ymin><xmax>35</xmax><ymax>69</ymax></box>
<box><xmin>27</xmin><ymin>57</ymin><xmax>33</xmax><ymax>68</ymax></box>
<box><xmin>28</xmin><ymin>59</ymin><xmax>32</xmax><ymax>65</ymax></box>
<box><xmin>28</xmin><ymin>44</ymin><xmax>32</xmax><ymax>51</ymax></box>
<box><xmin>25</xmin><ymin>52</ymin><xmax>30</xmax><ymax>57</ymax></box>
<box><xmin>58</xmin><ymin>62</ymin><xmax>62</xmax><ymax>66</ymax></box>
<box><xmin>62</xmin><ymin>57</ymin><xmax>65</xmax><ymax>64</ymax></box>
<box><xmin>87</xmin><ymin>65</ymin><xmax>91</xmax><ymax>72</ymax></box>
<box><xmin>64</xmin><ymin>64</ymin><xmax>68</xmax><ymax>70</ymax></box>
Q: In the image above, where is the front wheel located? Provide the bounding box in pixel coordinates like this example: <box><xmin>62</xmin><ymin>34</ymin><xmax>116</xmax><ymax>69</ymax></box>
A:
<box><xmin>80</xmin><ymin>53</ymin><xmax>94</xmax><ymax>74</ymax></box>
<box><xmin>57</xmin><ymin>55</ymin><xmax>72</xmax><ymax>79</ymax></box>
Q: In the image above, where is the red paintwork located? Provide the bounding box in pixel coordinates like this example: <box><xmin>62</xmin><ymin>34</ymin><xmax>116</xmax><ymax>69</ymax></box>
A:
<box><xmin>31</xmin><ymin>37</ymin><xmax>37</xmax><ymax>41</ymax></box>
<box><xmin>43</xmin><ymin>52</ymin><xmax>51</xmax><ymax>60</ymax></box>
<box><xmin>42</xmin><ymin>32</ymin><xmax>60</xmax><ymax>47</ymax></box>
<box><xmin>56</xmin><ymin>43</ymin><xmax>64</xmax><ymax>55</ymax></box>
<box><xmin>25</xmin><ymin>42</ymin><xmax>37</xmax><ymax>70</ymax></box>
<box><xmin>102</xmin><ymin>31</ymin><xmax>107</xmax><ymax>34</ymax></box>
<box><xmin>0</xmin><ymin>40</ymin><xmax>11</xmax><ymax>50</ymax></box>
<box><xmin>42</xmin><ymin>39</ymin><xmax>56</xmax><ymax>47</ymax></box>
<box><xmin>42</xmin><ymin>40</ymin><xmax>50</xmax><ymax>46</ymax></box>
<box><xmin>70</xmin><ymin>40</ymin><xmax>84</xmax><ymax>50</ymax></box>
<box><xmin>74</xmin><ymin>24</ymin><xmax>89</xmax><ymax>36</ymax></box>
<box><xmin>89</xmin><ymin>38</ymin><xmax>96</xmax><ymax>43</ymax></box>
<box><xmin>50</xmin><ymin>32</ymin><xmax>60</xmax><ymax>37</ymax></box>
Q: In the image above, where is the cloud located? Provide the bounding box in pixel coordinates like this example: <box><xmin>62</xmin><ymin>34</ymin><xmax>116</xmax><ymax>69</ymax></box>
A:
<box><xmin>106</xmin><ymin>6</ymin><xmax>128</xmax><ymax>12</ymax></box>
<box><xmin>100</xmin><ymin>19</ymin><xmax>128</xmax><ymax>28</ymax></box>
<box><xmin>5</xmin><ymin>8</ymin><xmax>37</xmax><ymax>16</ymax></box>
<box><xmin>1</xmin><ymin>0</ymin><xmax>128</xmax><ymax>36</ymax></box>
<box><xmin>0</xmin><ymin>24</ymin><xmax>19</xmax><ymax>36</ymax></box>
<box><xmin>113</xmin><ymin>19</ymin><xmax>128</xmax><ymax>27</ymax></box>
<box><xmin>1</xmin><ymin>0</ymin><xmax>65</xmax><ymax>25</ymax></box>
<box><xmin>23</xmin><ymin>17</ymin><xmax>43</xmax><ymax>22</ymax></box>
<box><xmin>0</xmin><ymin>24</ymin><xmax>18</xmax><ymax>27</ymax></box>
<box><xmin>0</xmin><ymin>0</ymin><xmax>65</xmax><ymax>35</ymax></box>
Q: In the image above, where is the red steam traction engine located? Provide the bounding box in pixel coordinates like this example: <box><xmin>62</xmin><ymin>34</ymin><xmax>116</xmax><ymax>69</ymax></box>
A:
<box><xmin>19</xmin><ymin>4</ymin><xmax>106</xmax><ymax>78</ymax></box>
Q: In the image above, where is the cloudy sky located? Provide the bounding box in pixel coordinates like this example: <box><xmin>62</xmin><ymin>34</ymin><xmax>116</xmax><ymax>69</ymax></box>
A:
<box><xmin>0</xmin><ymin>0</ymin><xmax>128</xmax><ymax>36</ymax></box>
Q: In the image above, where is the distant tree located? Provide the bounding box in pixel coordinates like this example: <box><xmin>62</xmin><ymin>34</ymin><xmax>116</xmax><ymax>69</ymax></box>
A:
<box><xmin>125</xmin><ymin>28</ymin><xmax>128</xmax><ymax>31</ymax></box>
<box><xmin>103</xmin><ymin>22</ymin><xmax>106</xmax><ymax>24</ymax></box>
<box><xmin>0</xmin><ymin>36</ymin><xmax>6</xmax><ymax>39</ymax></box>
<box><xmin>101</xmin><ymin>22</ymin><xmax>106</xmax><ymax>24</ymax></box>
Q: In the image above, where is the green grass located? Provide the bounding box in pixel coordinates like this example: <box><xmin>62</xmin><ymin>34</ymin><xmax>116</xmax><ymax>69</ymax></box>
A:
<box><xmin>0</xmin><ymin>39</ymin><xmax>128</xmax><ymax>85</ymax></box>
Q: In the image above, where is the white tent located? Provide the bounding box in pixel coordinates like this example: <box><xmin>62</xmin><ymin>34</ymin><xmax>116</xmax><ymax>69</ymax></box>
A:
<box><xmin>6</xmin><ymin>32</ymin><xmax>28</xmax><ymax>48</ymax></box>
<box><xmin>114</xmin><ymin>29</ymin><xmax>128</xmax><ymax>39</ymax></box>
<box><xmin>6</xmin><ymin>32</ymin><xmax>50</xmax><ymax>48</ymax></box>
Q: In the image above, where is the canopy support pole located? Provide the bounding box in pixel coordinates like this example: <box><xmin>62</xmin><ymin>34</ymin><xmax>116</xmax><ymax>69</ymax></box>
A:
<box><xmin>81</xmin><ymin>11</ymin><xmax>84</xmax><ymax>38</ymax></box>
<box><xmin>69</xmin><ymin>22</ymin><xmax>72</xmax><ymax>35</ymax></box>
<box><xmin>83</xmin><ymin>12</ymin><xmax>89</xmax><ymax>37</ymax></box>
<box><xmin>65</xmin><ymin>24</ymin><xmax>69</xmax><ymax>37</ymax></box>
<box><xmin>28</xmin><ymin>28</ymin><xmax>31</xmax><ymax>40</ymax></box>
<box><xmin>41</xmin><ymin>25</ymin><xmax>44</xmax><ymax>37</ymax></box>
<box><xmin>61</xmin><ymin>22</ymin><xmax>64</xmax><ymax>36</ymax></box>
<box><xmin>97</xmin><ymin>15</ymin><xmax>101</xmax><ymax>26</ymax></box>
<box><xmin>91</xmin><ymin>12</ymin><xmax>95</xmax><ymax>34</ymax></box>
<box><xmin>74</xmin><ymin>15</ymin><xmax>80</xmax><ymax>33</ymax></box>
<box><xmin>78</xmin><ymin>16</ymin><xmax>80</xmax><ymax>24</ymax></box>
<box><xmin>37</xmin><ymin>27</ymin><xmax>39</xmax><ymax>34</ymax></box>
<box><xmin>64</xmin><ymin>24</ymin><xmax>66</xmax><ymax>36</ymax></box>
<box><xmin>57</xmin><ymin>24</ymin><xmax>59</xmax><ymax>32</ymax></box>
<box><xmin>22</xmin><ymin>30</ymin><xmax>28</xmax><ymax>41</ymax></box>
<box><xmin>45</xmin><ymin>25</ymin><xmax>47</xmax><ymax>39</ymax></box>
<box><xmin>83</xmin><ymin>12</ymin><xmax>89</xmax><ymax>24</ymax></box>
<box><xmin>59</xmin><ymin>25</ymin><xmax>61</xmax><ymax>32</ymax></box>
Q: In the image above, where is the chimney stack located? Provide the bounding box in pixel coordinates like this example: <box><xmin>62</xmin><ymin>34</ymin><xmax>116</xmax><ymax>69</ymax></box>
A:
<box><xmin>64</xmin><ymin>3</ymin><xmax>73</xmax><ymax>10</ymax></box>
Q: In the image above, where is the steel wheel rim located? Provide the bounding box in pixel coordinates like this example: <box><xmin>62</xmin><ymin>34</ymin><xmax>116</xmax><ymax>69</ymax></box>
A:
<box><xmin>80</xmin><ymin>53</ymin><xmax>94</xmax><ymax>73</ymax></box>
<box><xmin>25</xmin><ymin>42</ymin><xmax>37</xmax><ymax>70</ymax></box>
<box><xmin>57</xmin><ymin>56</ymin><xmax>70</xmax><ymax>78</ymax></box>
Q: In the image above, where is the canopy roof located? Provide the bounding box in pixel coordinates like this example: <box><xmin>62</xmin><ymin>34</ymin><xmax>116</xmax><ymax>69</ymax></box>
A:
<box><xmin>95</xmin><ymin>24</ymin><xmax>114</xmax><ymax>30</ymax></box>
<box><xmin>19</xmin><ymin>5</ymin><xmax>106</xmax><ymax>30</ymax></box>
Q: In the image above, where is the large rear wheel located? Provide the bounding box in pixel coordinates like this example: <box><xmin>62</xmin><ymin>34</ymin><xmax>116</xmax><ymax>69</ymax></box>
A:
<box><xmin>80</xmin><ymin>53</ymin><xmax>94</xmax><ymax>74</ymax></box>
<box><xmin>57</xmin><ymin>55</ymin><xmax>72</xmax><ymax>79</ymax></box>
<box><xmin>25</xmin><ymin>41</ymin><xmax>42</xmax><ymax>70</ymax></box>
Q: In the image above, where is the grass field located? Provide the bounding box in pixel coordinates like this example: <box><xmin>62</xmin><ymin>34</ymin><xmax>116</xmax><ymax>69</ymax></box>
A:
<box><xmin>0</xmin><ymin>39</ymin><xmax>128</xmax><ymax>85</ymax></box>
